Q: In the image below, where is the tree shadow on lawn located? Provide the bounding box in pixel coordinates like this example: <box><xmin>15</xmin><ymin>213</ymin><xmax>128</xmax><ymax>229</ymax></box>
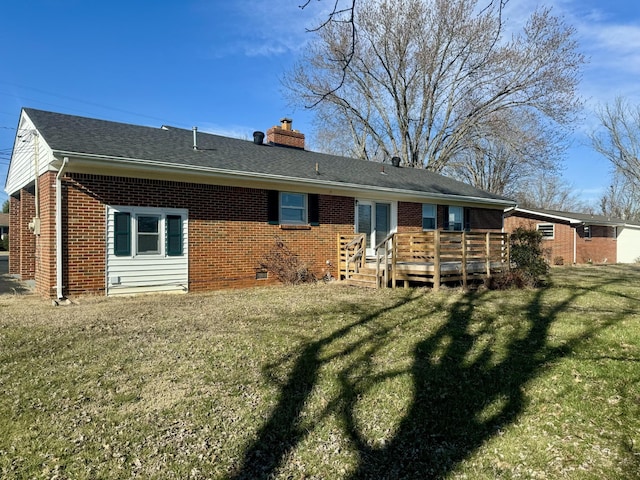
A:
<box><xmin>230</xmin><ymin>273</ymin><xmax>632</xmax><ymax>479</ymax></box>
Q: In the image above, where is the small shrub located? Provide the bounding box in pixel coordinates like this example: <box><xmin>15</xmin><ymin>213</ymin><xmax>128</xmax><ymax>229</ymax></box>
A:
<box><xmin>259</xmin><ymin>237</ymin><xmax>317</xmax><ymax>285</ymax></box>
<box><xmin>486</xmin><ymin>270</ymin><xmax>529</xmax><ymax>290</ymax></box>
<box><xmin>509</xmin><ymin>227</ymin><xmax>549</xmax><ymax>287</ymax></box>
<box><xmin>553</xmin><ymin>256</ymin><xmax>564</xmax><ymax>266</ymax></box>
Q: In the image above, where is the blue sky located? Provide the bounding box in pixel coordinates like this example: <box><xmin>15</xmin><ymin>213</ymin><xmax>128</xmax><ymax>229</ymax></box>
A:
<box><xmin>1</xmin><ymin>0</ymin><xmax>639</xmax><ymax>207</ymax></box>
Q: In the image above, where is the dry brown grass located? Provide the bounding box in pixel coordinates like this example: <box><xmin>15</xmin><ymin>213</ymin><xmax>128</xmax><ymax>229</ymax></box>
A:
<box><xmin>1</xmin><ymin>267</ymin><xmax>639</xmax><ymax>479</ymax></box>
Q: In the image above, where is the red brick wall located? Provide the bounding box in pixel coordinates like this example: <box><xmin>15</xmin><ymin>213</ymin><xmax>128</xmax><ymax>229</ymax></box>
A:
<box><xmin>8</xmin><ymin>195</ymin><xmax>21</xmax><ymax>276</ymax></box>
<box><xmin>398</xmin><ymin>202</ymin><xmax>422</xmax><ymax>232</ymax></box>
<box><xmin>34</xmin><ymin>172</ymin><xmax>57</xmax><ymax>296</ymax></box>
<box><xmin>576</xmin><ymin>225</ymin><xmax>617</xmax><ymax>264</ymax></box>
<box><xmin>504</xmin><ymin>214</ymin><xmax>617</xmax><ymax>265</ymax></box>
<box><xmin>11</xmin><ymin>187</ymin><xmax>36</xmax><ymax>280</ymax></box>
<box><xmin>57</xmin><ymin>174</ymin><xmax>355</xmax><ymax>295</ymax></box>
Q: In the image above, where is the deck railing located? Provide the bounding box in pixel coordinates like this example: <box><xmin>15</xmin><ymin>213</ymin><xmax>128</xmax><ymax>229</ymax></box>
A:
<box><xmin>337</xmin><ymin>233</ymin><xmax>366</xmax><ymax>280</ymax></box>
<box><xmin>339</xmin><ymin>231</ymin><xmax>510</xmax><ymax>290</ymax></box>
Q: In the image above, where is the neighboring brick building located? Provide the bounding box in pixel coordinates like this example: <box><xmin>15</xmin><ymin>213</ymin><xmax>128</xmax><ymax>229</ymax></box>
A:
<box><xmin>504</xmin><ymin>207</ymin><xmax>640</xmax><ymax>265</ymax></box>
<box><xmin>6</xmin><ymin>108</ymin><xmax>514</xmax><ymax>298</ymax></box>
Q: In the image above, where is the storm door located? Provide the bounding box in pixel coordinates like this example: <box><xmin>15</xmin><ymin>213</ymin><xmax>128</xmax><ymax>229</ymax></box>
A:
<box><xmin>356</xmin><ymin>201</ymin><xmax>392</xmax><ymax>257</ymax></box>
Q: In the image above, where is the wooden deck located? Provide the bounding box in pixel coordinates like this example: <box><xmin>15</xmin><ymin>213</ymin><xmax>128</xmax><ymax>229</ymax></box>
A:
<box><xmin>338</xmin><ymin>231</ymin><xmax>510</xmax><ymax>290</ymax></box>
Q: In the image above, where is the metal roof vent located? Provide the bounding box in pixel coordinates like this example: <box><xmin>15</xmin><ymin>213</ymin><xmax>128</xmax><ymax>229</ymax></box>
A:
<box><xmin>253</xmin><ymin>131</ymin><xmax>265</xmax><ymax>145</ymax></box>
<box><xmin>391</xmin><ymin>156</ymin><xmax>401</xmax><ymax>167</ymax></box>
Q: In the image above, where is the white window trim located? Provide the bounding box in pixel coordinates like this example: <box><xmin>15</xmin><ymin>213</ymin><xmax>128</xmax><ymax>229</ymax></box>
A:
<box><xmin>537</xmin><ymin>223</ymin><xmax>555</xmax><ymax>239</ymax></box>
<box><xmin>280</xmin><ymin>192</ymin><xmax>308</xmax><ymax>225</ymax></box>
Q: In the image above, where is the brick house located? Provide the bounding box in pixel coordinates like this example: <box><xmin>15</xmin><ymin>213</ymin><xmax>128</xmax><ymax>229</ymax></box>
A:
<box><xmin>6</xmin><ymin>108</ymin><xmax>514</xmax><ymax>298</ymax></box>
<box><xmin>504</xmin><ymin>206</ymin><xmax>640</xmax><ymax>265</ymax></box>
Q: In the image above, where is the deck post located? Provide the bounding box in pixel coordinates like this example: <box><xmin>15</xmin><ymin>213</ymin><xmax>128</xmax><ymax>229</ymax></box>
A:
<box><xmin>485</xmin><ymin>232</ymin><xmax>492</xmax><ymax>279</ymax></box>
<box><xmin>505</xmin><ymin>233</ymin><xmax>510</xmax><ymax>269</ymax></box>
<box><xmin>337</xmin><ymin>234</ymin><xmax>342</xmax><ymax>280</ymax></box>
<box><xmin>392</xmin><ymin>234</ymin><xmax>398</xmax><ymax>288</ymax></box>
<box><xmin>461</xmin><ymin>231</ymin><xmax>468</xmax><ymax>290</ymax></box>
<box><xmin>434</xmin><ymin>230</ymin><xmax>441</xmax><ymax>292</ymax></box>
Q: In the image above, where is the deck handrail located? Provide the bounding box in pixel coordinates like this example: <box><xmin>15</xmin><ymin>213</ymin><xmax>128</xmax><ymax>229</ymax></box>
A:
<box><xmin>342</xmin><ymin>234</ymin><xmax>366</xmax><ymax>279</ymax></box>
<box><xmin>374</xmin><ymin>232</ymin><xmax>395</xmax><ymax>288</ymax></box>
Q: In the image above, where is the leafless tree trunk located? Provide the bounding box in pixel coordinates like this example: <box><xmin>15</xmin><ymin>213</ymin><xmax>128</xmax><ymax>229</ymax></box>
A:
<box><xmin>288</xmin><ymin>0</ymin><xmax>584</xmax><ymax>173</ymax></box>
<box><xmin>591</xmin><ymin>97</ymin><xmax>640</xmax><ymax>189</ymax></box>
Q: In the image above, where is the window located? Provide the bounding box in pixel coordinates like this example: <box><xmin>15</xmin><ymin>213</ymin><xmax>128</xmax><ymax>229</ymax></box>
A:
<box><xmin>447</xmin><ymin>206</ymin><xmax>464</xmax><ymax>231</ymax></box>
<box><xmin>280</xmin><ymin>192</ymin><xmax>307</xmax><ymax>224</ymax></box>
<box><xmin>422</xmin><ymin>204</ymin><xmax>436</xmax><ymax>230</ymax></box>
<box><xmin>137</xmin><ymin>216</ymin><xmax>160</xmax><ymax>254</ymax></box>
<box><xmin>537</xmin><ymin>223</ymin><xmax>554</xmax><ymax>238</ymax></box>
<box><xmin>111</xmin><ymin>208</ymin><xmax>185</xmax><ymax>257</ymax></box>
<box><xmin>583</xmin><ymin>225</ymin><xmax>591</xmax><ymax>239</ymax></box>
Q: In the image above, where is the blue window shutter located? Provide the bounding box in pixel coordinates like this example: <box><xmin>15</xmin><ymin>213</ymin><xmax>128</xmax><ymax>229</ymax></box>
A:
<box><xmin>114</xmin><ymin>212</ymin><xmax>131</xmax><ymax>256</ymax></box>
<box><xmin>267</xmin><ymin>190</ymin><xmax>279</xmax><ymax>224</ymax></box>
<box><xmin>309</xmin><ymin>194</ymin><xmax>319</xmax><ymax>226</ymax></box>
<box><xmin>166</xmin><ymin>215</ymin><xmax>183</xmax><ymax>256</ymax></box>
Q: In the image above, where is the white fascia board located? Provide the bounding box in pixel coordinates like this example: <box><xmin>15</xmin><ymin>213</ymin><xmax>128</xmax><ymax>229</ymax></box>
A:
<box><xmin>52</xmin><ymin>151</ymin><xmax>516</xmax><ymax>209</ymax></box>
<box><xmin>512</xmin><ymin>207</ymin><xmax>583</xmax><ymax>225</ymax></box>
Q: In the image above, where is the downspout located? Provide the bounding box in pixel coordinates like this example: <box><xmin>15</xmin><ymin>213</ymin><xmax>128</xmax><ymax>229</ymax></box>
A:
<box><xmin>56</xmin><ymin>157</ymin><xmax>69</xmax><ymax>299</ymax></box>
<box><xmin>573</xmin><ymin>226</ymin><xmax>577</xmax><ymax>264</ymax></box>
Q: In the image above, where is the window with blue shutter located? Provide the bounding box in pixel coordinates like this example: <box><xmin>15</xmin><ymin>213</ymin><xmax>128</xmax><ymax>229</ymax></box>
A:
<box><xmin>166</xmin><ymin>215</ymin><xmax>183</xmax><ymax>256</ymax></box>
<box><xmin>114</xmin><ymin>212</ymin><xmax>131</xmax><ymax>256</ymax></box>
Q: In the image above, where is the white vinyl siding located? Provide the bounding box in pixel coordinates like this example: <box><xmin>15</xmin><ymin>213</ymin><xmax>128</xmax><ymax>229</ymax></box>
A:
<box><xmin>106</xmin><ymin>206</ymin><xmax>188</xmax><ymax>295</ymax></box>
<box><xmin>617</xmin><ymin>225</ymin><xmax>640</xmax><ymax>263</ymax></box>
<box><xmin>5</xmin><ymin>112</ymin><xmax>57</xmax><ymax>195</ymax></box>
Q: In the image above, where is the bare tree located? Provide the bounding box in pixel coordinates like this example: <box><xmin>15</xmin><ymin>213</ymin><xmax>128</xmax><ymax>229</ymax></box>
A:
<box><xmin>591</xmin><ymin>97</ymin><xmax>640</xmax><ymax>190</ymax></box>
<box><xmin>287</xmin><ymin>0</ymin><xmax>584</xmax><ymax>173</ymax></box>
<box><xmin>514</xmin><ymin>173</ymin><xmax>586</xmax><ymax>212</ymax></box>
<box><xmin>444</xmin><ymin>109</ymin><xmax>564</xmax><ymax>196</ymax></box>
<box><xmin>599</xmin><ymin>171</ymin><xmax>640</xmax><ymax>222</ymax></box>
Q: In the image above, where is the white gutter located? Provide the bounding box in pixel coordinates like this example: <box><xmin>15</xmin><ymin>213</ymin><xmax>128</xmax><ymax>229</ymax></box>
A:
<box><xmin>51</xmin><ymin>151</ymin><xmax>516</xmax><ymax>208</ymax></box>
<box><xmin>56</xmin><ymin>157</ymin><xmax>69</xmax><ymax>299</ymax></box>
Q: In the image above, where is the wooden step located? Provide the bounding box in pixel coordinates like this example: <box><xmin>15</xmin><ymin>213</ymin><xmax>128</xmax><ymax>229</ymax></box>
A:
<box><xmin>343</xmin><ymin>271</ymin><xmax>378</xmax><ymax>288</ymax></box>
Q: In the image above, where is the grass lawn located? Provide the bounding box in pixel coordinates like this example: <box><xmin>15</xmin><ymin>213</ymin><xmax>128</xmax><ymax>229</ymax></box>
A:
<box><xmin>1</xmin><ymin>265</ymin><xmax>639</xmax><ymax>479</ymax></box>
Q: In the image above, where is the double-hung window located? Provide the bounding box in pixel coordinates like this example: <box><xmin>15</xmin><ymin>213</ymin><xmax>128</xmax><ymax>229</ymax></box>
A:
<box><xmin>137</xmin><ymin>216</ymin><xmax>160</xmax><ymax>255</ymax></box>
<box><xmin>422</xmin><ymin>204</ymin><xmax>436</xmax><ymax>230</ymax></box>
<box><xmin>447</xmin><ymin>206</ymin><xmax>464</xmax><ymax>231</ymax></box>
<box><xmin>280</xmin><ymin>192</ymin><xmax>307</xmax><ymax>224</ymax></box>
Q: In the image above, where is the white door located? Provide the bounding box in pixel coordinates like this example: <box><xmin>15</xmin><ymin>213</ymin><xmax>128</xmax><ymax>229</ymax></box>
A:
<box><xmin>356</xmin><ymin>201</ymin><xmax>392</xmax><ymax>256</ymax></box>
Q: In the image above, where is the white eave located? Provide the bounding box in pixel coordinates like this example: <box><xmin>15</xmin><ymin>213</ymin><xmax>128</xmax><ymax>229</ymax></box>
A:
<box><xmin>509</xmin><ymin>207</ymin><xmax>624</xmax><ymax>227</ymax></box>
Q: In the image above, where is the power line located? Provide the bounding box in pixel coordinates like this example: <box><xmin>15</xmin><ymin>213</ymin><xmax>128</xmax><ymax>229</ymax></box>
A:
<box><xmin>0</xmin><ymin>81</ymin><xmax>179</xmax><ymax>127</ymax></box>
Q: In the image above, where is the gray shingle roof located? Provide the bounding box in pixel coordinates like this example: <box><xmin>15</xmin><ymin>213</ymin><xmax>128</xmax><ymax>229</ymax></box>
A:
<box><xmin>25</xmin><ymin>108</ymin><xmax>514</xmax><ymax>205</ymax></box>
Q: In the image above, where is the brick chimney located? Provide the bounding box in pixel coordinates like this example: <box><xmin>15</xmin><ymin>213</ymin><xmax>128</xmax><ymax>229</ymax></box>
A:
<box><xmin>266</xmin><ymin>118</ymin><xmax>305</xmax><ymax>150</ymax></box>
